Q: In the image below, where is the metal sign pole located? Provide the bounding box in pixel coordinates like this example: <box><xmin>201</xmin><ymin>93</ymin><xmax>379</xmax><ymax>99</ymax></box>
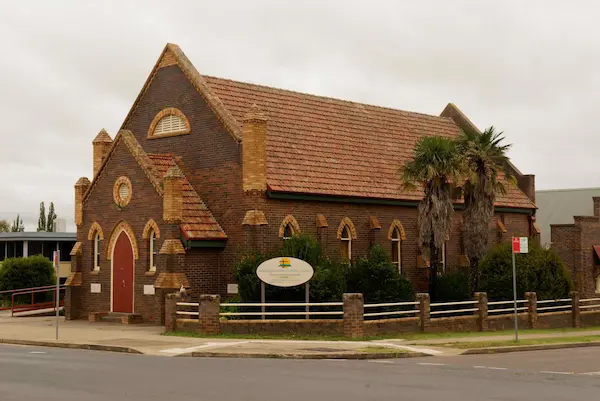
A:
<box><xmin>54</xmin><ymin>250</ymin><xmax>60</xmax><ymax>340</ymax></box>
<box><xmin>260</xmin><ymin>281</ymin><xmax>266</xmax><ymax>320</ymax></box>
<box><xmin>305</xmin><ymin>282</ymin><xmax>310</xmax><ymax>320</ymax></box>
<box><xmin>512</xmin><ymin>238</ymin><xmax>518</xmax><ymax>342</ymax></box>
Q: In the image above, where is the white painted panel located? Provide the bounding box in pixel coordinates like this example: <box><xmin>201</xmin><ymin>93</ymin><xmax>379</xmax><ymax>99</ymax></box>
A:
<box><xmin>91</xmin><ymin>283</ymin><xmax>101</xmax><ymax>293</ymax></box>
<box><xmin>227</xmin><ymin>284</ymin><xmax>239</xmax><ymax>294</ymax></box>
<box><xmin>144</xmin><ymin>285</ymin><xmax>156</xmax><ymax>295</ymax></box>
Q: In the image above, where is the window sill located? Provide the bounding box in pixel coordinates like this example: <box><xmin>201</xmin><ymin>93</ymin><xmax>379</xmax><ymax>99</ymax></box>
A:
<box><xmin>90</xmin><ymin>270</ymin><xmax>100</xmax><ymax>276</ymax></box>
<box><xmin>145</xmin><ymin>271</ymin><xmax>157</xmax><ymax>277</ymax></box>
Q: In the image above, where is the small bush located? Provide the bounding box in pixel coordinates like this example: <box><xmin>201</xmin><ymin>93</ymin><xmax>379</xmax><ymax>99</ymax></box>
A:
<box><xmin>346</xmin><ymin>245</ymin><xmax>413</xmax><ymax>303</ymax></box>
<box><xmin>434</xmin><ymin>269</ymin><xmax>471</xmax><ymax>302</ymax></box>
<box><xmin>0</xmin><ymin>255</ymin><xmax>56</xmax><ymax>303</ymax></box>
<box><xmin>477</xmin><ymin>242</ymin><xmax>573</xmax><ymax>301</ymax></box>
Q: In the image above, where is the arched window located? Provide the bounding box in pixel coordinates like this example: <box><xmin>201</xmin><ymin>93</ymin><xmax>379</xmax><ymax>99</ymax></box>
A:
<box><xmin>278</xmin><ymin>215</ymin><xmax>301</xmax><ymax>240</ymax></box>
<box><xmin>341</xmin><ymin>225</ymin><xmax>352</xmax><ymax>261</ymax></box>
<box><xmin>391</xmin><ymin>227</ymin><xmax>401</xmax><ymax>273</ymax></box>
<box><xmin>93</xmin><ymin>232</ymin><xmax>101</xmax><ymax>271</ymax></box>
<box><xmin>149</xmin><ymin>229</ymin><xmax>157</xmax><ymax>272</ymax></box>
<box><xmin>596</xmin><ymin>275</ymin><xmax>600</xmax><ymax>294</ymax></box>
<box><xmin>441</xmin><ymin>241</ymin><xmax>447</xmax><ymax>273</ymax></box>
<box><xmin>147</xmin><ymin>108</ymin><xmax>191</xmax><ymax>138</ymax></box>
<box><xmin>283</xmin><ymin>224</ymin><xmax>293</xmax><ymax>239</ymax></box>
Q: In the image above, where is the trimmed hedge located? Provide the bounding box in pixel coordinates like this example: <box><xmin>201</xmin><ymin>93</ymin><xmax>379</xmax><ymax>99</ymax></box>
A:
<box><xmin>0</xmin><ymin>255</ymin><xmax>56</xmax><ymax>302</ymax></box>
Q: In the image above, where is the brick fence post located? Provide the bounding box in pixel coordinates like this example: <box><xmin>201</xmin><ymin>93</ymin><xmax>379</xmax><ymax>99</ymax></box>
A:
<box><xmin>475</xmin><ymin>292</ymin><xmax>488</xmax><ymax>331</ymax></box>
<box><xmin>343</xmin><ymin>293</ymin><xmax>364</xmax><ymax>338</ymax></box>
<box><xmin>571</xmin><ymin>291</ymin><xmax>580</xmax><ymax>328</ymax></box>
<box><xmin>164</xmin><ymin>292</ymin><xmax>181</xmax><ymax>332</ymax></box>
<box><xmin>525</xmin><ymin>292</ymin><xmax>537</xmax><ymax>329</ymax></box>
<box><xmin>199</xmin><ymin>295</ymin><xmax>221</xmax><ymax>335</ymax></box>
<box><xmin>417</xmin><ymin>293</ymin><xmax>430</xmax><ymax>332</ymax></box>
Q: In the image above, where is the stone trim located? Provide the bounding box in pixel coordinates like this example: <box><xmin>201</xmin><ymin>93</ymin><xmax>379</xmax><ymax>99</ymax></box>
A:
<box><xmin>496</xmin><ymin>219</ymin><xmax>507</xmax><ymax>233</ymax></box>
<box><xmin>315</xmin><ymin>214</ymin><xmax>328</xmax><ymax>228</ymax></box>
<box><xmin>387</xmin><ymin>219</ymin><xmax>407</xmax><ymax>240</ymax></box>
<box><xmin>147</xmin><ymin>107</ymin><xmax>191</xmax><ymax>139</ymax></box>
<box><xmin>113</xmin><ymin>176</ymin><xmax>133</xmax><ymax>208</ymax></box>
<box><xmin>242</xmin><ymin>210</ymin><xmax>268</xmax><ymax>226</ymax></box>
<box><xmin>142</xmin><ymin>219</ymin><xmax>161</xmax><ymax>239</ymax></box>
<box><xmin>154</xmin><ymin>272</ymin><xmax>190</xmax><ymax>289</ymax></box>
<box><xmin>336</xmin><ymin>217</ymin><xmax>357</xmax><ymax>239</ymax></box>
<box><xmin>70</xmin><ymin>242</ymin><xmax>82</xmax><ymax>256</ymax></box>
<box><xmin>369</xmin><ymin>216</ymin><xmax>381</xmax><ymax>230</ymax></box>
<box><xmin>87</xmin><ymin>222</ymin><xmax>104</xmax><ymax>240</ymax></box>
<box><xmin>159</xmin><ymin>239</ymin><xmax>186</xmax><ymax>255</ymax></box>
<box><xmin>106</xmin><ymin>220</ymin><xmax>139</xmax><ymax>260</ymax></box>
<box><xmin>278</xmin><ymin>215</ymin><xmax>301</xmax><ymax>238</ymax></box>
<box><xmin>64</xmin><ymin>272</ymin><xmax>82</xmax><ymax>287</ymax></box>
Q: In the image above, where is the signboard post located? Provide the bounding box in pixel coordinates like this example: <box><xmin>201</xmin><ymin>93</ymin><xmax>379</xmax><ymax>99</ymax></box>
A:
<box><xmin>53</xmin><ymin>250</ymin><xmax>60</xmax><ymax>340</ymax></box>
<box><xmin>256</xmin><ymin>257</ymin><xmax>315</xmax><ymax>320</ymax></box>
<box><xmin>511</xmin><ymin>237</ymin><xmax>528</xmax><ymax>342</ymax></box>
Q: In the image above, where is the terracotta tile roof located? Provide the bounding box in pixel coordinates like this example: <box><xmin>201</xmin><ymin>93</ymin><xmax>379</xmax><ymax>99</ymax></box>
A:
<box><xmin>147</xmin><ymin>154</ymin><xmax>227</xmax><ymax>241</ymax></box>
<box><xmin>203</xmin><ymin>76</ymin><xmax>535</xmax><ymax>209</ymax></box>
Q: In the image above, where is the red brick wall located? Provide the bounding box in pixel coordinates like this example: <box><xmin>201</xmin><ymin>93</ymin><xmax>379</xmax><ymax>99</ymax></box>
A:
<box><xmin>79</xmin><ymin>141</ymin><xmax>165</xmax><ymax>322</ymax></box>
<box><xmin>551</xmin><ymin>224</ymin><xmax>580</xmax><ymax>292</ymax></box>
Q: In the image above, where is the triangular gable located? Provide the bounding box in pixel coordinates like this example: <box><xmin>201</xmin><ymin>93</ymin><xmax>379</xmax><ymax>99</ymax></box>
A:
<box><xmin>119</xmin><ymin>43</ymin><xmax>242</xmax><ymax>143</ymax></box>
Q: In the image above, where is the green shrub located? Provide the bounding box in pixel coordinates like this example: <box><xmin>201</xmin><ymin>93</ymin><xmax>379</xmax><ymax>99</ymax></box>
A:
<box><xmin>0</xmin><ymin>255</ymin><xmax>56</xmax><ymax>303</ymax></box>
<box><xmin>346</xmin><ymin>245</ymin><xmax>413</xmax><ymax>303</ymax></box>
<box><xmin>477</xmin><ymin>242</ymin><xmax>573</xmax><ymax>301</ymax></box>
<box><xmin>434</xmin><ymin>269</ymin><xmax>471</xmax><ymax>302</ymax></box>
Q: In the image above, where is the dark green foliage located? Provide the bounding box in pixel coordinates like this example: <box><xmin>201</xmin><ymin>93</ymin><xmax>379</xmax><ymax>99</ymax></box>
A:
<box><xmin>478</xmin><ymin>243</ymin><xmax>573</xmax><ymax>301</ymax></box>
<box><xmin>434</xmin><ymin>269</ymin><xmax>471</xmax><ymax>302</ymax></box>
<box><xmin>37</xmin><ymin>202</ymin><xmax>46</xmax><ymax>232</ymax></box>
<box><xmin>0</xmin><ymin>256</ymin><xmax>56</xmax><ymax>302</ymax></box>
<box><xmin>347</xmin><ymin>245</ymin><xmax>413</xmax><ymax>303</ymax></box>
<box><xmin>47</xmin><ymin>202</ymin><xmax>57</xmax><ymax>232</ymax></box>
<box><xmin>11</xmin><ymin>214</ymin><xmax>24</xmax><ymax>232</ymax></box>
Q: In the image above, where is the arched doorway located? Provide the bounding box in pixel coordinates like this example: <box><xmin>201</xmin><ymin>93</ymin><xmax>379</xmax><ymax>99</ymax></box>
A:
<box><xmin>112</xmin><ymin>231</ymin><xmax>134</xmax><ymax>313</ymax></box>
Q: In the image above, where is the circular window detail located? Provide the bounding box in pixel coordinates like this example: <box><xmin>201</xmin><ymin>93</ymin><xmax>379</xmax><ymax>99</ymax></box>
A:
<box><xmin>113</xmin><ymin>176</ymin><xmax>132</xmax><ymax>207</ymax></box>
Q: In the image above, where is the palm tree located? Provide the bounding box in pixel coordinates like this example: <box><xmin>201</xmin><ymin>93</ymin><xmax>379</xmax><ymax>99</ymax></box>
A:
<box><xmin>457</xmin><ymin>126</ymin><xmax>513</xmax><ymax>293</ymax></box>
<box><xmin>401</xmin><ymin>136</ymin><xmax>463</xmax><ymax>297</ymax></box>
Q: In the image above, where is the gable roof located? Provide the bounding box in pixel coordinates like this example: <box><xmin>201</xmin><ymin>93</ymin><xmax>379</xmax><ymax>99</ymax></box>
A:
<box><xmin>84</xmin><ymin>130</ymin><xmax>226</xmax><ymax>241</ymax></box>
<box><xmin>121</xmin><ymin>44</ymin><xmax>535</xmax><ymax>210</ymax></box>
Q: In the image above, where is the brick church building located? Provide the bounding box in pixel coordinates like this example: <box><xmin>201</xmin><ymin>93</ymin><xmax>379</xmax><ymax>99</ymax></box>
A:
<box><xmin>64</xmin><ymin>44</ymin><xmax>537</xmax><ymax>323</ymax></box>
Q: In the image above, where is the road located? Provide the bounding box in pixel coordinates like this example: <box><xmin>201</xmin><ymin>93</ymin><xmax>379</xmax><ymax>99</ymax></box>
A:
<box><xmin>1</xmin><ymin>345</ymin><xmax>600</xmax><ymax>400</ymax></box>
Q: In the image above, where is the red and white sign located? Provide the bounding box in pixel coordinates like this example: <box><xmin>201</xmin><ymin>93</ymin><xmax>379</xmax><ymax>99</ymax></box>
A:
<box><xmin>53</xmin><ymin>251</ymin><xmax>60</xmax><ymax>270</ymax></box>
<box><xmin>512</xmin><ymin>237</ymin><xmax>528</xmax><ymax>254</ymax></box>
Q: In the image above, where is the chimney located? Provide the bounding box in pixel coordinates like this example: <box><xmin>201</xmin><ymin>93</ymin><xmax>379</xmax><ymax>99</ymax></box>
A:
<box><xmin>92</xmin><ymin>129</ymin><xmax>113</xmax><ymax>178</ymax></box>
<box><xmin>163</xmin><ymin>166</ymin><xmax>184</xmax><ymax>223</ymax></box>
<box><xmin>593</xmin><ymin>197</ymin><xmax>600</xmax><ymax>217</ymax></box>
<box><xmin>74</xmin><ymin>177</ymin><xmax>91</xmax><ymax>226</ymax></box>
<box><xmin>242</xmin><ymin>104</ymin><xmax>267</xmax><ymax>192</ymax></box>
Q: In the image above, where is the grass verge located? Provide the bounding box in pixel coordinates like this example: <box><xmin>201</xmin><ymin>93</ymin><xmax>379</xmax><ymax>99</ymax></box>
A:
<box><xmin>356</xmin><ymin>346</ymin><xmax>408</xmax><ymax>354</ymax></box>
<box><xmin>430</xmin><ymin>335</ymin><xmax>600</xmax><ymax>349</ymax></box>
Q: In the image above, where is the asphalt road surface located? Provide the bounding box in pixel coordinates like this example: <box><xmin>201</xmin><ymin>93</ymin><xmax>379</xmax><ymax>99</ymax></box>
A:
<box><xmin>1</xmin><ymin>344</ymin><xmax>600</xmax><ymax>400</ymax></box>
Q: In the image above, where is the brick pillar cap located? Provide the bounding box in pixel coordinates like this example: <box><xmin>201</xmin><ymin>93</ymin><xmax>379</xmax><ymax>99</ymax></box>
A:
<box><xmin>93</xmin><ymin>128</ymin><xmax>113</xmax><ymax>144</ymax></box>
<box><xmin>165</xmin><ymin>166</ymin><xmax>184</xmax><ymax>179</ymax></box>
<box><xmin>75</xmin><ymin>177</ymin><xmax>91</xmax><ymax>186</ymax></box>
<box><xmin>343</xmin><ymin>293</ymin><xmax>363</xmax><ymax>300</ymax></box>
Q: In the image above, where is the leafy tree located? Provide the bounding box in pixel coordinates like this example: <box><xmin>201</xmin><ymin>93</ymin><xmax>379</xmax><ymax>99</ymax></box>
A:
<box><xmin>46</xmin><ymin>202</ymin><xmax>57</xmax><ymax>232</ymax></box>
<box><xmin>37</xmin><ymin>202</ymin><xmax>46</xmax><ymax>232</ymax></box>
<box><xmin>457</xmin><ymin>127</ymin><xmax>513</xmax><ymax>293</ymax></box>
<box><xmin>401</xmin><ymin>136</ymin><xmax>463</xmax><ymax>298</ymax></box>
<box><xmin>477</xmin><ymin>243</ymin><xmax>572</xmax><ymax>301</ymax></box>
<box><xmin>434</xmin><ymin>269</ymin><xmax>471</xmax><ymax>302</ymax></box>
<box><xmin>347</xmin><ymin>245</ymin><xmax>413</xmax><ymax>303</ymax></box>
<box><xmin>11</xmin><ymin>215</ymin><xmax>24</xmax><ymax>232</ymax></box>
<box><xmin>0</xmin><ymin>220</ymin><xmax>9</xmax><ymax>232</ymax></box>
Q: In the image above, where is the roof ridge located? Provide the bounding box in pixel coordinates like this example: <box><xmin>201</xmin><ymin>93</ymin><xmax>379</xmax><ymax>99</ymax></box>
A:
<box><xmin>203</xmin><ymin>74</ymin><xmax>454</xmax><ymax>122</ymax></box>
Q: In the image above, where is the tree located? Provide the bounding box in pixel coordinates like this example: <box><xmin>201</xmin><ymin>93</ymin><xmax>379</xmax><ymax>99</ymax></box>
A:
<box><xmin>46</xmin><ymin>202</ymin><xmax>57</xmax><ymax>232</ymax></box>
<box><xmin>401</xmin><ymin>136</ymin><xmax>463</xmax><ymax>298</ymax></box>
<box><xmin>37</xmin><ymin>202</ymin><xmax>46</xmax><ymax>232</ymax></box>
<box><xmin>457</xmin><ymin>127</ymin><xmax>513</xmax><ymax>293</ymax></box>
<box><xmin>11</xmin><ymin>215</ymin><xmax>24</xmax><ymax>232</ymax></box>
<box><xmin>0</xmin><ymin>220</ymin><xmax>9</xmax><ymax>232</ymax></box>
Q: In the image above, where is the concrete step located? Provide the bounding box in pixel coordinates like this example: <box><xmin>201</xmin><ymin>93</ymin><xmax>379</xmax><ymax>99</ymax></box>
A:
<box><xmin>89</xmin><ymin>312</ymin><xmax>143</xmax><ymax>324</ymax></box>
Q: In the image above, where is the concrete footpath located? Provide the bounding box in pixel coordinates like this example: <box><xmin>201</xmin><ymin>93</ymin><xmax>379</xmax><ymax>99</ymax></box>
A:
<box><xmin>0</xmin><ymin>314</ymin><xmax>444</xmax><ymax>358</ymax></box>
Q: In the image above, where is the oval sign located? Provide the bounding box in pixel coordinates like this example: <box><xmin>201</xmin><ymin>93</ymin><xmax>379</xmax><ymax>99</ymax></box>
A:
<box><xmin>256</xmin><ymin>257</ymin><xmax>314</xmax><ymax>287</ymax></box>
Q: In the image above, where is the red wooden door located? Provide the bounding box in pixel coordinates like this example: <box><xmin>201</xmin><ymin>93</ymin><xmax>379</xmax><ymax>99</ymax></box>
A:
<box><xmin>113</xmin><ymin>231</ymin><xmax>134</xmax><ymax>313</ymax></box>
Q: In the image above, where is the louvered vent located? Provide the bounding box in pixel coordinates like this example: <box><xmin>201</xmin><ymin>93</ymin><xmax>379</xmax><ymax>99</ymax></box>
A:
<box><xmin>119</xmin><ymin>184</ymin><xmax>129</xmax><ymax>200</ymax></box>
<box><xmin>154</xmin><ymin>115</ymin><xmax>187</xmax><ymax>135</ymax></box>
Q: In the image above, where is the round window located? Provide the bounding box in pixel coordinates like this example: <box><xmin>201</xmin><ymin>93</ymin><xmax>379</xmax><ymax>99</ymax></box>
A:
<box><xmin>113</xmin><ymin>177</ymin><xmax>132</xmax><ymax>207</ymax></box>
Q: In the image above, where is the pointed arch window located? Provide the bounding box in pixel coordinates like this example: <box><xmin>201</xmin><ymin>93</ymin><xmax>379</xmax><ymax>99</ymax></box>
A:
<box><xmin>93</xmin><ymin>233</ymin><xmax>101</xmax><ymax>271</ymax></box>
<box><xmin>341</xmin><ymin>226</ymin><xmax>352</xmax><ymax>261</ymax></box>
<box><xmin>391</xmin><ymin>227</ymin><xmax>402</xmax><ymax>273</ymax></box>
<box><xmin>147</xmin><ymin>108</ymin><xmax>191</xmax><ymax>138</ymax></box>
<box><xmin>278</xmin><ymin>215</ymin><xmax>301</xmax><ymax>240</ymax></box>
<box><xmin>149</xmin><ymin>229</ymin><xmax>157</xmax><ymax>272</ymax></box>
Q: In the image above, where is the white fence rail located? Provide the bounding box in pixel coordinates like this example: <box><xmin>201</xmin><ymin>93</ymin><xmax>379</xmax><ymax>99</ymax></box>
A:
<box><xmin>219</xmin><ymin>301</ymin><xmax>343</xmax><ymax>319</ymax></box>
<box><xmin>363</xmin><ymin>301</ymin><xmax>419</xmax><ymax>318</ymax></box>
<box><xmin>488</xmin><ymin>299</ymin><xmax>528</xmax><ymax>314</ymax></box>
<box><xmin>536</xmin><ymin>298</ymin><xmax>572</xmax><ymax>314</ymax></box>
<box><xmin>580</xmin><ymin>298</ymin><xmax>600</xmax><ymax>310</ymax></box>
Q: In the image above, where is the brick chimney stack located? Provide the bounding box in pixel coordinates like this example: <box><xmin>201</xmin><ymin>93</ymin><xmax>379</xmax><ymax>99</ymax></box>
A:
<box><xmin>242</xmin><ymin>104</ymin><xmax>267</xmax><ymax>192</ymax></box>
<box><xmin>74</xmin><ymin>177</ymin><xmax>91</xmax><ymax>226</ymax></box>
<box><xmin>163</xmin><ymin>166</ymin><xmax>184</xmax><ymax>223</ymax></box>
<box><xmin>92</xmin><ymin>129</ymin><xmax>113</xmax><ymax>178</ymax></box>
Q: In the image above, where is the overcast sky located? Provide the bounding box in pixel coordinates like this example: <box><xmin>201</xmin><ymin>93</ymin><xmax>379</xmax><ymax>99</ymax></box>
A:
<box><xmin>1</xmin><ymin>0</ymin><xmax>598</xmax><ymax>231</ymax></box>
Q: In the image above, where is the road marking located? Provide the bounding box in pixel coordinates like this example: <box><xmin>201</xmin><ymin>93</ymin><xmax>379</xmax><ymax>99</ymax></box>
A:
<box><xmin>540</xmin><ymin>371</ymin><xmax>574</xmax><ymax>375</ymax></box>
<box><xmin>417</xmin><ymin>362</ymin><xmax>446</xmax><ymax>366</ymax></box>
<box><xmin>372</xmin><ymin>342</ymin><xmax>443</xmax><ymax>356</ymax></box>
<box><xmin>160</xmin><ymin>341</ymin><xmax>250</xmax><ymax>355</ymax></box>
<box><xmin>369</xmin><ymin>360</ymin><xmax>394</xmax><ymax>364</ymax></box>
<box><xmin>473</xmin><ymin>365</ymin><xmax>507</xmax><ymax>370</ymax></box>
<box><xmin>580</xmin><ymin>371</ymin><xmax>600</xmax><ymax>376</ymax></box>
<box><xmin>29</xmin><ymin>351</ymin><xmax>46</xmax><ymax>354</ymax></box>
